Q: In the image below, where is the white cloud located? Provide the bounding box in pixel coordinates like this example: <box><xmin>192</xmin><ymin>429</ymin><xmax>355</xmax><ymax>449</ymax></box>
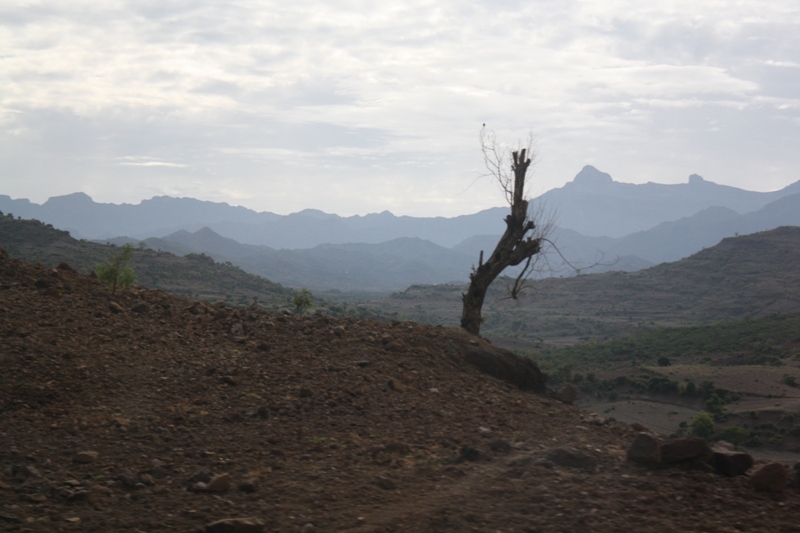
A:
<box><xmin>118</xmin><ymin>160</ymin><xmax>188</xmax><ymax>168</ymax></box>
<box><xmin>764</xmin><ymin>60</ymin><xmax>800</xmax><ymax>68</ymax></box>
<box><xmin>1</xmin><ymin>1</ymin><xmax>799</xmax><ymax>215</ymax></box>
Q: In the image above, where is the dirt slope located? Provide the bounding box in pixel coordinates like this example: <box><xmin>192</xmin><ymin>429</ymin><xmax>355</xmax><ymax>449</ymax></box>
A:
<box><xmin>1</xmin><ymin>248</ymin><xmax>799</xmax><ymax>533</ymax></box>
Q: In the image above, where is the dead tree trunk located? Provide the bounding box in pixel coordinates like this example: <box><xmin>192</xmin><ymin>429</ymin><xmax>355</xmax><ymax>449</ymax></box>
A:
<box><xmin>461</xmin><ymin>147</ymin><xmax>542</xmax><ymax>336</ymax></box>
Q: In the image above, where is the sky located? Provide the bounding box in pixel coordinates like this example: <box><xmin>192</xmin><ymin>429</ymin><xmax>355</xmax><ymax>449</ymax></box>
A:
<box><xmin>1</xmin><ymin>1</ymin><xmax>799</xmax><ymax>217</ymax></box>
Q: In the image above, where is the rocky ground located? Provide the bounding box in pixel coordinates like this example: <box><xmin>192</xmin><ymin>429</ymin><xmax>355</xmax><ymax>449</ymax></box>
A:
<box><xmin>1</xmin><ymin>247</ymin><xmax>799</xmax><ymax>533</ymax></box>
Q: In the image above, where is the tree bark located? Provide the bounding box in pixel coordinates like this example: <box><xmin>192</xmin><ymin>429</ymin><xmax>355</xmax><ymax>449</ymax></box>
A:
<box><xmin>461</xmin><ymin>148</ymin><xmax>542</xmax><ymax>336</ymax></box>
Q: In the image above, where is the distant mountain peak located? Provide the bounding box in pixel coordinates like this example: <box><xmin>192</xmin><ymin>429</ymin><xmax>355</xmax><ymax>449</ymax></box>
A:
<box><xmin>293</xmin><ymin>208</ymin><xmax>337</xmax><ymax>220</ymax></box>
<box><xmin>688</xmin><ymin>174</ymin><xmax>706</xmax><ymax>185</ymax></box>
<box><xmin>195</xmin><ymin>226</ymin><xmax>220</xmax><ymax>236</ymax></box>
<box><xmin>571</xmin><ymin>165</ymin><xmax>613</xmax><ymax>186</ymax></box>
<box><xmin>44</xmin><ymin>192</ymin><xmax>95</xmax><ymax>205</ymax></box>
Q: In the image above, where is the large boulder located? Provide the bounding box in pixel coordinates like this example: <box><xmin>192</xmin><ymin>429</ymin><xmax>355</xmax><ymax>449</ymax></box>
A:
<box><xmin>627</xmin><ymin>434</ymin><xmax>661</xmax><ymax>465</ymax></box>
<box><xmin>660</xmin><ymin>437</ymin><xmax>713</xmax><ymax>464</ymax></box>
<box><xmin>750</xmin><ymin>463</ymin><xmax>788</xmax><ymax>493</ymax></box>
<box><xmin>462</xmin><ymin>345</ymin><xmax>547</xmax><ymax>392</ymax></box>
<box><xmin>712</xmin><ymin>444</ymin><xmax>754</xmax><ymax>477</ymax></box>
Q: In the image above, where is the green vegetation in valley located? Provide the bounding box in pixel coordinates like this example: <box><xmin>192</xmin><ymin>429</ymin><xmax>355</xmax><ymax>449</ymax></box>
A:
<box><xmin>537</xmin><ymin>313</ymin><xmax>800</xmax><ymax>370</ymax></box>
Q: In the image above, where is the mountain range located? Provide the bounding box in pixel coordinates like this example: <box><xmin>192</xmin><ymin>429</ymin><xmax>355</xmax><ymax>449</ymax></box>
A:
<box><xmin>106</xmin><ymin>190</ymin><xmax>800</xmax><ymax>291</ymax></box>
<box><xmin>3</xmin><ymin>165</ymin><xmax>799</xmax><ymax>245</ymax></box>
<box><xmin>2</xmin><ymin>165</ymin><xmax>799</xmax><ymax>291</ymax></box>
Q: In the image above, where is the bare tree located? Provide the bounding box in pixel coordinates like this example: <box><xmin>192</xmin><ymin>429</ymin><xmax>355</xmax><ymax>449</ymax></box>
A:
<box><xmin>460</xmin><ymin>128</ymin><xmax>553</xmax><ymax>336</ymax></box>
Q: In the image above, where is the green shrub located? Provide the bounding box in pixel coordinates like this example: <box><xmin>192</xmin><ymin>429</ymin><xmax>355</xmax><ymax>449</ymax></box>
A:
<box><xmin>705</xmin><ymin>394</ymin><xmax>725</xmax><ymax>416</ymax></box>
<box><xmin>95</xmin><ymin>243</ymin><xmax>137</xmax><ymax>294</ymax></box>
<box><xmin>293</xmin><ymin>288</ymin><xmax>314</xmax><ymax>314</ymax></box>
<box><xmin>688</xmin><ymin>412</ymin><xmax>715</xmax><ymax>439</ymax></box>
<box><xmin>717</xmin><ymin>426</ymin><xmax>750</xmax><ymax>446</ymax></box>
<box><xmin>747</xmin><ymin>433</ymin><xmax>763</xmax><ymax>447</ymax></box>
<box><xmin>699</xmin><ymin>381</ymin><xmax>716</xmax><ymax>398</ymax></box>
<box><xmin>647</xmin><ymin>377</ymin><xmax>679</xmax><ymax>394</ymax></box>
<box><xmin>549</xmin><ymin>365</ymin><xmax>573</xmax><ymax>385</ymax></box>
<box><xmin>755</xmin><ymin>422</ymin><xmax>780</xmax><ymax>432</ymax></box>
<box><xmin>657</xmin><ymin>356</ymin><xmax>671</xmax><ymax>367</ymax></box>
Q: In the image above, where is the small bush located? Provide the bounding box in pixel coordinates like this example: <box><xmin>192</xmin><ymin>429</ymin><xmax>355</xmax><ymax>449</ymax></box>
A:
<box><xmin>647</xmin><ymin>377</ymin><xmax>679</xmax><ymax>394</ymax></box>
<box><xmin>747</xmin><ymin>433</ymin><xmax>763</xmax><ymax>447</ymax></box>
<box><xmin>717</xmin><ymin>426</ymin><xmax>750</xmax><ymax>446</ymax></box>
<box><xmin>699</xmin><ymin>381</ymin><xmax>716</xmax><ymax>398</ymax></box>
<box><xmin>95</xmin><ymin>243</ymin><xmax>137</xmax><ymax>294</ymax></box>
<box><xmin>755</xmin><ymin>422</ymin><xmax>781</xmax><ymax>433</ymax></box>
<box><xmin>549</xmin><ymin>365</ymin><xmax>573</xmax><ymax>385</ymax></box>
<box><xmin>657</xmin><ymin>356</ymin><xmax>671</xmax><ymax>367</ymax></box>
<box><xmin>688</xmin><ymin>412</ymin><xmax>716</xmax><ymax>439</ymax></box>
<box><xmin>293</xmin><ymin>288</ymin><xmax>314</xmax><ymax>314</ymax></box>
<box><xmin>705</xmin><ymin>394</ymin><xmax>725</xmax><ymax>416</ymax></box>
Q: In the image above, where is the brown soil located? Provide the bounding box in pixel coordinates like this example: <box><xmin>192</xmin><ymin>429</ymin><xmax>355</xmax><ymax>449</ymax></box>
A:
<box><xmin>2</xmin><ymin>249</ymin><xmax>800</xmax><ymax>533</ymax></box>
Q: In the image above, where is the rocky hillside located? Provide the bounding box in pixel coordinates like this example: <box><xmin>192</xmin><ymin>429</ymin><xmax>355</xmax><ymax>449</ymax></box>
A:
<box><xmin>0</xmin><ymin>214</ymin><xmax>295</xmax><ymax>308</ymax></box>
<box><xmin>382</xmin><ymin>226</ymin><xmax>800</xmax><ymax>345</ymax></box>
<box><xmin>1</xmin><ymin>248</ymin><xmax>799</xmax><ymax>532</ymax></box>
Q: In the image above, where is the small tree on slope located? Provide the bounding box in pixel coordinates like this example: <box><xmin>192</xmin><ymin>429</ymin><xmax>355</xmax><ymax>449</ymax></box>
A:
<box><xmin>95</xmin><ymin>243</ymin><xmax>137</xmax><ymax>295</ymax></box>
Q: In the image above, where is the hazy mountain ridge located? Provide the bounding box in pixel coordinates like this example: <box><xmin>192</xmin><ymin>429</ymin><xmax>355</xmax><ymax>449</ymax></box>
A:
<box><xmin>3</xmin><ymin>166</ymin><xmax>798</xmax><ymax>248</ymax></box>
<box><xmin>4</xmin><ymin>167</ymin><xmax>800</xmax><ymax>291</ymax></box>
<box><xmin>98</xmin><ymin>191</ymin><xmax>800</xmax><ymax>292</ymax></box>
<box><xmin>158</xmin><ymin>232</ymin><xmax>471</xmax><ymax>291</ymax></box>
<box><xmin>547</xmin><ymin>166</ymin><xmax>800</xmax><ymax>237</ymax></box>
<box><xmin>459</xmin><ymin>193</ymin><xmax>800</xmax><ymax>269</ymax></box>
<box><xmin>0</xmin><ymin>193</ymin><xmax>281</xmax><ymax>240</ymax></box>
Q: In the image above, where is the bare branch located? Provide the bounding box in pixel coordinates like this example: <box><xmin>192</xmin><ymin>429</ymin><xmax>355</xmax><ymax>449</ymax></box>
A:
<box><xmin>463</xmin><ymin>128</ymin><xmax>617</xmax><ymax>336</ymax></box>
<box><xmin>462</xmin><ymin>127</ymin><xmax>547</xmax><ymax>335</ymax></box>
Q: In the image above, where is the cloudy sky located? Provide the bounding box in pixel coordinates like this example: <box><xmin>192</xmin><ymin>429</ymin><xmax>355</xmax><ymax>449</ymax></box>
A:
<box><xmin>2</xmin><ymin>1</ymin><xmax>799</xmax><ymax>217</ymax></box>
